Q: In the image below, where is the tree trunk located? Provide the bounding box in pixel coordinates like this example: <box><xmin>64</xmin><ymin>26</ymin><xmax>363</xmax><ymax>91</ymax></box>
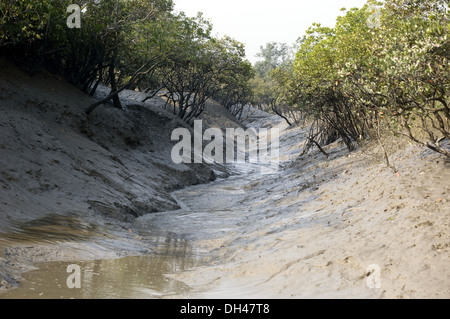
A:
<box><xmin>109</xmin><ymin>64</ymin><xmax>122</xmax><ymax>110</ymax></box>
<box><xmin>89</xmin><ymin>71</ymin><xmax>102</xmax><ymax>97</ymax></box>
<box><xmin>271</xmin><ymin>103</ymin><xmax>292</xmax><ymax>126</ymax></box>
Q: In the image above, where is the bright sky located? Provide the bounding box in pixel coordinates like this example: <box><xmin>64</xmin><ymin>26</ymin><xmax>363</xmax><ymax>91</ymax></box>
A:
<box><xmin>173</xmin><ymin>0</ymin><xmax>369</xmax><ymax>64</ymax></box>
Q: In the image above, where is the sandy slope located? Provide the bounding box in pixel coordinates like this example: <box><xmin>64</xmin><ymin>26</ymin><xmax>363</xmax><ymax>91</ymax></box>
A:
<box><xmin>152</xmin><ymin>131</ymin><xmax>450</xmax><ymax>299</ymax></box>
<box><xmin>136</xmin><ymin>116</ymin><xmax>450</xmax><ymax>299</ymax></box>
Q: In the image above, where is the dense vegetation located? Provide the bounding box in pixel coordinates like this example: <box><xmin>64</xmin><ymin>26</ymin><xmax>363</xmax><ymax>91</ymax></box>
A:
<box><xmin>252</xmin><ymin>0</ymin><xmax>449</xmax><ymax>159</ymax></box>
<box><xmin>0</xmin><ymin>0</ymin><xmax>253</xmax><ymax>122</ymax></box>
<box><xmin>1</xmin><ymin>0</ymin><xmax>448</xmax><ymax>158</ymax></box>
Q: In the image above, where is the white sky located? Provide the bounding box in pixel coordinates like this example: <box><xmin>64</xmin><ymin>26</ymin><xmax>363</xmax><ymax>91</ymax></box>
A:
<box><xmin>173</xmin><ymin>0</ymin><xmax>368</xmax><ymax>64</ymax></box>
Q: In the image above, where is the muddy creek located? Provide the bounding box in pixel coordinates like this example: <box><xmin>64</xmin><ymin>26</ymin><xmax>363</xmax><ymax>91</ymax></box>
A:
<box><xmin>0</xmin><ymin>120</ymin><xmax>304</xmax><ymax>299</ymax></box>
<box><xmin>0</xmin><ymin>170</ymin><xmax>269</xmax><ymax>299</ymax></box>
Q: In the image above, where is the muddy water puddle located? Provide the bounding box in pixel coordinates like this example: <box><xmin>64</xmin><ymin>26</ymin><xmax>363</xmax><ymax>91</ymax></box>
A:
<box><xmin>0</xmin><ymin>212</ymin><xmax>208</xmax><ymax>299</ymax></box>
<box><xmin>1</xmin><ymin>232</ymin><xmax>202</xmax><ymax>299</ymax></box>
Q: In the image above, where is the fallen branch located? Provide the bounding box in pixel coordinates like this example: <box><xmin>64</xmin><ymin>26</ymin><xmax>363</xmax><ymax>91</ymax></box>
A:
<box><xmin>307</xmin><ymin>137</ymin><xmax>330</xmax><ymax>158</ymax></box>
